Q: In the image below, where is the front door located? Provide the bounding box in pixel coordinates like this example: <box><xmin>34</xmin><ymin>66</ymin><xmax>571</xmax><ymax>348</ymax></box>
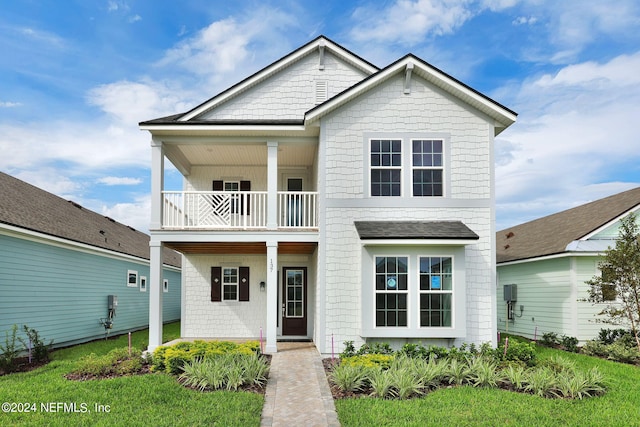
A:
<box><xmin>282</xmin><ymin>267</ymin><xmax>307</xmax><ymax>336</ymax></box>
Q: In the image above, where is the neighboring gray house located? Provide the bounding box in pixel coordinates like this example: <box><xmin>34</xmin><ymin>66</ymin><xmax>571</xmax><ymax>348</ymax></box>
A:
<box><xmin>0</xmin><ymin>171</ymin><xmax>182</xmax><ymax>348</ymax></box>
<box><xmin>140</xmin><ymin>36</ymin><xmax>517</xmax><ymax>354</ymax></box>
<box><xmin>496</xmin><ymin>187</ymin><xmax>640</xmax><ymax>343</ymax></box>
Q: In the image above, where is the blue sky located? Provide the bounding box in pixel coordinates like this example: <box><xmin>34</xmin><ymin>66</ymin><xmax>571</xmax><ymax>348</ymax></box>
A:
<box><xmin>1</xmin><ymin>0</ymin><xmax>639</xmax><ymax>232</ymax></box>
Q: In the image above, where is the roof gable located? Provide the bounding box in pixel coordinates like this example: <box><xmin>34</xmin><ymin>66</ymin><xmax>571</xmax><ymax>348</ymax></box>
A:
<box><xmin>497</xmin><ymin>187</ymin><xmax>640</xmax><ymax>263</ymax></box>
<box><xmin>178</xmin><ymin>36</ymin><xmax>378</xmax><ymax>122</ymax></box>
<box><xmin>0</xmin><ymin>172</ymin><xmax>180</xmax><ymax>267</ymax></box>
<box><xmin>305</xmin><ymin>54</ymin><xmax>517</xmax><ymax>136</ymax></box>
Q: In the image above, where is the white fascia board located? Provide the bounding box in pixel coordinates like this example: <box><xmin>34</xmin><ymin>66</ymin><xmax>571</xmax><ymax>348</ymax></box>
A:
<box><xmin>139</xmin><ymin>124</ymin><xmax>308</xmax><ymax>133</ymax></box>
<box><xmin>0</xmin><ymin>223</ymin><xmax>179</xmax><ymax>271</ymax></box>
<box><xmin>360</xmin><ymin>239</ymin><xmax>478</xmax><ymax>246</ymax></box>
<box><xmin>179</xmin><ymin>38</ymin><xmax>378</xmax><ymax>122</ymax></box>
<box><xmin>151</xmin><ymin>230</ymin><xmax>319</xmax><ymax>243</ymax></box>
<box><xmin>580</xmin><ymin>204</ymin><xmax>640</xmax><ymax>240</ymax></box>
<box><xmin>497</xmin><ymin>251</ymin><xmax>599</xmax><ymax>267</ymax></box>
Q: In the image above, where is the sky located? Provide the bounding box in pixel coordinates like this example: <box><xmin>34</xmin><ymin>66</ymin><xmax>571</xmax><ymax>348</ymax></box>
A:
<box><xmin>1</xmin><ymin>0</ymin><xmax>639</xmax><ymax>233</ymax></box>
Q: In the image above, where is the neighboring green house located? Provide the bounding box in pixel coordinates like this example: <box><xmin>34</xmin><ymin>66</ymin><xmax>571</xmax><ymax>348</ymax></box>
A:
<box><xmin>0</xmin><ymin>172</ymin><xmax>181</xmax><ymax>348</ymax></box>
<box><xmin>496</xmin><ymin>187</ymin><xmax>640</xmax><ymax>343</ymax></box>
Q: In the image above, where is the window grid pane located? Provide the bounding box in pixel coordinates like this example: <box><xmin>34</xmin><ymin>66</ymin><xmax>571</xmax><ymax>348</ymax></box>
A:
<box><xmin>412</xmin><ymin>139</ymin><xmax>444</xmax><ymax>197</ymax></box>
<box><xmin>375</xmin><ymin>256</ymin><xmax>408</xmax><ymax>327</ymax></box>
<box><xmin>371</xmin><ymin>139</ymin><xmax>402</xmax><ymax>197</ymax></box>
<box><xmin>223</xmin><ymin>268</ymin><xmax>238</xmax><ymax>301</ymax></box>
<box><xmin>419</xmin><ymin>257</ymin><xmax>453</xmax><ymax>327</ymax></box>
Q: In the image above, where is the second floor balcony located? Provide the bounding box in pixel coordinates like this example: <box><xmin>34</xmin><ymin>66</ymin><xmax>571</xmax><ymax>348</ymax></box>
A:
<box><xmin>162</xmin><ymin>191</ymin><xmax>318</xmax><ymax>230</ymax></box>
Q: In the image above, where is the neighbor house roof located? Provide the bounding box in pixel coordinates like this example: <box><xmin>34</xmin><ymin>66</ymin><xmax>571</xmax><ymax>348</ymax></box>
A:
<box><xmin>0</xmin><ymin>172</ymin><xmax>181</xmax><ymax>267</ymax></box>
<box><xmin>497</xmin><ymin>187</ymin><xmax>640</xmax><ymax>264</ymax></box>
<box><xmin>355</xmin><ymin>221</ymin><xmax>479</xmax><ymax>240</ymax></box>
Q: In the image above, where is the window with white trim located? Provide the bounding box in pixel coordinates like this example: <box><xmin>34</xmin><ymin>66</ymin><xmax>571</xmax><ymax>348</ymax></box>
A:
<box><xmin>223</xmin><ymin>268</ymin><xmax>238</xmax><ymax>301</ymax></box>
<box><xmin>375</xmin><ymin>256</ymin><xmax>408</xmax><ymax>327</ymax></box>
<box><xmin>370</xmin><ymin>139</ymin><xmax>402</xmax><ymax>196</ymax></box>
<box><xmin>224</xmin><ymin>181</ymin><xmax>240</xmax><ymax>213</ymax></box>
<box><xmin>127</xmin><ymin>270</ymin><xmax>138</xmax><ymax>287</ymax></box>
<box><xmin>419</xmin><ymin>257</ymin><xmax>452</xmax><ymax>327</ymax></box>
<box><xmin>140</xmin><ymin>276</ymin><xmax>147</xmax><ymax>292</ymax></box>
<box><xmin>412</xmin><ymin>139</ymin><xmax>444</xmax><ymax>196</ymax></box>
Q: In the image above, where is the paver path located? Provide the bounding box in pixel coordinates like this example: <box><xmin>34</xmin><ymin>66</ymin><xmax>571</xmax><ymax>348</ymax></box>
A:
<box><xmin>261</xmin><ymin>342</ymin><xmax>340</xmax><ymax>426</ymax></box>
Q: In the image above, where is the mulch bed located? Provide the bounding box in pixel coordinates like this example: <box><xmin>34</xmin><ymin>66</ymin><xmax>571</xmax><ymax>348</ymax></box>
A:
<box><xmin>0</xmin><ymin>357</ymin><xmax>50</xmax><ymax>376</ymax></box>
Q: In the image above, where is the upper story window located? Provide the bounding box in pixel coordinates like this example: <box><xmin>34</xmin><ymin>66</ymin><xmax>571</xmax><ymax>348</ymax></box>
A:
<box><xmin>412</xmin><ymin>139</ymin><xmax>443</xmax><ymax>197</ymax></box>
<box><xmin>368</xmin><ymin>136</ymin><xmax>446</xmax><ymax>198</ymax></box>
<box><xmin>370</xmin><ymin>139</ymin><xmax>402</xmax><ymax>196</ymax></box>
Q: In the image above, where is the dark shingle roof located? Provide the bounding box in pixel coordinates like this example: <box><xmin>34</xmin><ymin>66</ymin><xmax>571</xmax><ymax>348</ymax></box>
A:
<box><xmin>355</xmin><ymin>221</ymin><xmax>479</xmax><ymax>240</ymax></box>
<box><xmin>497</xmin><ymin>187</ymin><xmax>640</xmax><ymax>264</ymax></box>
<box><xmin>0</xmin><ymin>172</ymin><xmax>181</xmax><ymax>267</ymax></box>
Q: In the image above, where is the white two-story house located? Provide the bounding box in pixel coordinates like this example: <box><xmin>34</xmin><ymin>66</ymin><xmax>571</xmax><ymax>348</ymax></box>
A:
<box><xmin>140</xmin><ymin>36</ymin><xmax>516</xmax><ymax>354</ymax></box>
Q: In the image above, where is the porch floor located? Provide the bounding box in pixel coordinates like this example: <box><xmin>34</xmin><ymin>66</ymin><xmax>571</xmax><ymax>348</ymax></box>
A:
<box><xmin>261</xmin><ymin>342</ymin><xmax>339</xmax><ymax>427</ymax></box>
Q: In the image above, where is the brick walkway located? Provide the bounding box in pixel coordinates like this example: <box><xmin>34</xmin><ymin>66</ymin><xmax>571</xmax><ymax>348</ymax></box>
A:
<box><xmin>261</xmin><ymin>342</ymin><xmax>340</xmax><ymax>426</ymax></box>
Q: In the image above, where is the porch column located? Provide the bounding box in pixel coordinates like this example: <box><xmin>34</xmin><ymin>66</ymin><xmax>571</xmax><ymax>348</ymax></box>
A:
<box><xmin>150</xmin><ymin>139</ymin><xmax>165</xmax><ymax>230</ymax></box>
<box><xmin>265</xmin><ymin>240</ymin><xmax>278</xmax><ymax>353</ymax></box>
<box><xmin>148</xmin><ymin>241</ymin><xmax>164</xmax><ymax>352</ymax></box>
<box><xmin>267</xmin><ymin>141</ymin><xmax>278</xmax><ymax>229</ymax></box>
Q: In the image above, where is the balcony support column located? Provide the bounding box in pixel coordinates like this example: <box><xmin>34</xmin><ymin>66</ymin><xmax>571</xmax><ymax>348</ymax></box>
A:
<box><xmin>148</xmin><ymin>240</ymin><xmax>164</xmax><ymax>352</ymax></box>
<box><xmin>264</xmin><ymin>240</ymin><xmax>278</xmax><ymax>353</ymax></box>
<box><xmin>267</xmin><ymin>141</ymin><xmax>278</xmax><ymax>229</ymax></box>
<box><xmin>150</xmin><ymin>139</ymin><xmax>164</xmax><ymax>230</ymax></box>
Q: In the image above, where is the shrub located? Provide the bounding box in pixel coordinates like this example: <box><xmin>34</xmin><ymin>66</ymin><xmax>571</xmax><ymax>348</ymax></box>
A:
<box><xmin>0</xmin><ymin>325</ymin><xmax>21</xmax><ymax>373</ymax></box>
<box><xmin>539</xmin><ymin>332</ymin><xmax>559</xmax><ymax>347</ymax></box>
<box><xmin>560</xmin><ymin>335</ymin><xmax>579</xmax><ymax>353</ymax></box>
<box><xmin>72</xmin><ymin>347</ymin><xmax>144</xmax><ymax>377</ymax></box>
<box><xmin>524</xmin><ymin>367</ymin><xmax>559</xmax><ymax>398</ymax></box>
<box><xmin>409</xmin><ymin>355</ymin><xmax>446</xmax><ymax>389</ymax></box>
<box><xmin>467</xmin><ymin>357</ymin><xmax>502</xmax><ymax>388</ymax></box>
<box><xmin>178</xmin><ymin>353</ymin><xmax>269</xmax><ymax>391</ymax></box>
<box><xmin>152</xmin><ymin>340</ymin><xmax>261</xmax><ymax>374</ymax></box>
<box><xmin>556</xmin><ymin>367</ymin><xmax>606</xmax><ymax>399</ymax></box>
<box><xmin>497</xmin><ymin>339</ymin><xmax>537</xmax><ymax>366</ymax></box>
<box><xmin>391</xmin><ymin>367</ymin><xmax>423</xmax><ymax>399</ymax></box>
<box><xmin>19</xmin><ymin>325</ymin><xmax>53</xmax><ymax>363</ymax></box>
<box><xmin>357</xmin><ymin>342</ymin><xmax>394</xmax><ymax>355</ymax></box>
<box><xmin>330</xmin><ymin>364</ymin><xmax>368</xmax><ymax>392</ymax></box>
<box><xmin>597</xmin><ymin>328</ymin><xmax>628</xmax><ymax>345</ymax></box>
<box><xmin>442</xmin><ymin>358</ymin><xmax>472</xmax><ymax>386</ymax></box>
<box><xmin>341</xmin><ymin>354</ymin><xmax>394</xmax><ymax>370</ymax></box>
<box><xmin>502</xmin><ymin>363</ymin><xmax>527</xmax><ymax>391</ymax></box>
<box><xmin>581</xmin><ymin>339</ymin><xmax>640</xmax><ymax>364</ymax></box>
<box><xmin>341</xmin><ymin>341</ymin><xmax>356</xmax><ymax>358</ymax></box>
<box><xmin>368</xmin><ymin>368</ymin><xmax>394</xmax><ymax>398</ymax></box>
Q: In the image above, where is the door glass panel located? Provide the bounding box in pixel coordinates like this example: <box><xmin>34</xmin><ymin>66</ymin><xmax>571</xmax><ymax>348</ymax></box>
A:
<box><xmin>285</xmin><ymin>269</ymin><xmax>304</xmax><ymax>318</ymax></box>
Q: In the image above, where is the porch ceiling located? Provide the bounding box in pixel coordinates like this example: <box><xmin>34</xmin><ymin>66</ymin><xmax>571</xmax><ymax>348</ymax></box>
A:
<box><xmin>165</xmin><ymin>241</ymin><xmax>318</xmax><ymax>255</ymax></box>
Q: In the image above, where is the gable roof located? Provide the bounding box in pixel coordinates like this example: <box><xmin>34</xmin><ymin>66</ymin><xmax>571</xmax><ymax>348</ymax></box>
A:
<box><xmin>0</xmin><ymin>172</ymin><xmax>181</xmax><ymax>267</ymax></box>
<box><xmin>497</xmin><ymin>187</ymin><xmax>640</xmax><ymax>264</ymax></box>
<box><xmin>140</xmin><ymin>36</ymin><xmax>516</xmax><ymax>136</ymax></box>
<box><xmin>164</xmin><ymin>35</ymin><xmax>379</xmax><ymax>123</ymax></box>
<box><xmin>305</xmin><ymin>54</ymin><xmax>517</xmax><ymax>135</ymax></box>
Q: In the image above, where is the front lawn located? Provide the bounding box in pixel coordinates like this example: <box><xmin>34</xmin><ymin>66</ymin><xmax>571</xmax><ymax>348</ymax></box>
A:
<box><xmin>0</xmin><ymin>323</ymin><xmax>264</xmax><ymax>427</ymax></box>
<box><xmin>335</xmin><ymin>346</ymin><xmax>640</xmax><ymax>426</ymax></box>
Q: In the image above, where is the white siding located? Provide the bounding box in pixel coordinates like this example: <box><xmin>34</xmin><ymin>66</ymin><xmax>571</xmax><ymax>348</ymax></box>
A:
<box><xmin>200</xmin><ymin>51</ymin><xmax>369</xmax><ymax>121</ymax></box>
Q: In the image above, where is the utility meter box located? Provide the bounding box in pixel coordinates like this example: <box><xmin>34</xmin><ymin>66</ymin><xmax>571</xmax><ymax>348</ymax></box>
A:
<box><xmin>108</xmin><ymin>295</ymin><xmax>118</xmax><ymax>310</ymax></box>
<box><xmin>503</xmin><ymin>284</ymin><xmax>517</xmax><ymax>302</ymax></box>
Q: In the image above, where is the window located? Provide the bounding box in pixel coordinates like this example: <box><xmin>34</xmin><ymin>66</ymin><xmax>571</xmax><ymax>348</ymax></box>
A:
<box><xmin>375</xmin><ymin>256</ymin><xmax>408</xmax><ymax>327</ymax></box>
<box><xmin>224</xmin><ymin>181</ymin><xmax>240</xmax><ymax>213</ymax></box>
<box><xmin>223</xmin><ymin>268</ymin><xmax>238</xmax><ymax>301</ymax></box>
<box><xmin>127</xmin><ymin>270</ymin><xmax>138</xmax><ymax>288</ymax></box>
<box><xmin>370</xmin><ymin>139</ymin><xmax>402</xmax><ymax>196</ymax></box>
<box><xmin>419</xmin><ymin>257</ymin><xmax>452</xmax><ymax>327</ymax></box>
<box><xmin>412</xmin><ymin>139</ymin><xmax>443</xmax><ymax>196</ymax></box>
<box><xmin>163</xmin><ymin>279</ymin><xmax>169</xmax><ymax>293</ymax></box>
<box><xmin>140</xmin><ymin>276</ymin><xmax>147</xmax><ymax>292</ymax></box>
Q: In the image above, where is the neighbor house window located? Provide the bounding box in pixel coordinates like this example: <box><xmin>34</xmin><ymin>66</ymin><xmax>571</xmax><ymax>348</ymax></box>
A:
<box><xmin>140</xmin><ymin>276</ymin><xmax>147</xmax><ymax>292</ymax></box>
<box><xmin>419</xmin><ymin>257</ymin><xmax>452</xmax><ymax>327</ymax></box>
<box><xmin>163</xmin><ymin>279</ymin><xmax>169</xmax><ymax>293</ymax></box>
<box><xmin>412</xmin><ymin>139</ymin><xmax>443</xmax><ymax>196</ymax></box>
<box><xmin>370</xmin><ymin>139</ymin><xmax>402</xmax><ymax>196</ymax></box>
<box><xmin>127</xmin><ymin>270</ymin><xmax>138</xmax><ymax>288</ymax></box>
<box><xmin>375</xmin><ymin>256</ymin><xmax>408</xmax><ymax>327</ymax></box>
<box><xmin>223</xmin><ymin>268</ymin><xmax>238</xmax><ymax>301</ymax></box>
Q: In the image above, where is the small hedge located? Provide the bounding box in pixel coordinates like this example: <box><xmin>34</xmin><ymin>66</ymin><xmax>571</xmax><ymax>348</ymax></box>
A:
<box><xmin>152</xmin><ymin>340</ymin><xmax>261</xmax><ymax>374</ymax></box>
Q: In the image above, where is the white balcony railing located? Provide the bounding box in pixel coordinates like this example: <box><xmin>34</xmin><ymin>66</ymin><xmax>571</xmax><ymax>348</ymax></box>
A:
<box><xmin>162</xmin><ymin>191</ymin><xmax>317</xmax><ymax>229</ymax></box>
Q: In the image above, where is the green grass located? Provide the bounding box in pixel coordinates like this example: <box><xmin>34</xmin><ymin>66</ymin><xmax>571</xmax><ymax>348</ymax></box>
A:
<box><xmin>0</xmin><ymin>322</ymin><xmax>264</xmax><ymax>426</ymax></box>
<box><xmin>335</xmin><ymin>346</ymin><xmax>640</xmax><ymax>426</ymax></box>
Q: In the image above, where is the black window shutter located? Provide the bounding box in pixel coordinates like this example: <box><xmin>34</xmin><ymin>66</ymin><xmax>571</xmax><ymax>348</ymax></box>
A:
<box><xmin>212</xmin><ymin>180</ymin><xmax>223</xmax><ymax>191</ymax></box>
<box><xmin>211</xmin><ymin>267</ymin><xmax>222</xmax><ymax>302</ymax></box>
<box><xmin>239</xmin><ymin>266</ymin><xmax>250</xmax><ymax>301</ymax></box>
<box><xmin>240</xmin><ymin>181</ymin><xmax>251</xmax><ymax>215</ymax></box>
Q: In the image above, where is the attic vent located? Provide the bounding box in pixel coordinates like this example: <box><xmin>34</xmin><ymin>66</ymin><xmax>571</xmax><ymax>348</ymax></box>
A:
<box><xmin>315</xmin><ymin>80</ymin><xmax>328</xmax><ymax>104</ymax></box>
<box><xmin>105</xmin><ymin>216</ymin><xmax>115</xmax><ymax>223</ymax></box>
<box><xmin>506</xmin><ymin>231</ymin><xmax>514</xmax><ymax>238</ymax></box>
<box><xmin>68</xmin><ymin>200</ymin><xmax>82</xmax><ymax>209</ymax></box>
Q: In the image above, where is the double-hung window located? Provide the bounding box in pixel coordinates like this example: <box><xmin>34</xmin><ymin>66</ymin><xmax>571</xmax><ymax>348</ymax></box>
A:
<box><xmin>419</xmin><ymin>257</ymin><xmax>452</xmax><ymax>327</ymax></box>
<box><xmin>224</xmin><ymin>181</ymin><xmax>240</xmax><ymax>214</ymax></box>
<box><xmin>375</xmin><ymin>256</ymin><xmax>408</xmax><ymax>327</ymax></box>
<box><xmin>370</xmin><ymin>139</ymin><xmax>402</xmax><ymax>196</ymax></box>
<box><xmin>223</xmin><ymin>267</ymin><xmax>238</xmax><ymax>301</ymax></box>
<box><xmin>412</xmin><ymin>139</ymin><xmax>443</xmax><ymax>196</ymax></box>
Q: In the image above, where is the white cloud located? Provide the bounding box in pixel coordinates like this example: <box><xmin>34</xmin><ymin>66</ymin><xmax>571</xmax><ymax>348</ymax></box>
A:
<box><xmin>97</xmin><ymin>176</ymin><xmax>143</xmax><ymax>186</ymax></box>
<box><xmin>0</xmin><ymin>101</ymin><xmax>21</xmax><ymax>108</ymax></box>
<box><xmin>128</xmin><ymin>14</ymin><xmax>142</xmax><ymax>23</ymax></box>
<box><xmin>495</xmin><ymin>52</ymin><xmax>640</xmax><ymax>228</ymax></box>
<box><xmin>512</xmin><ymin>16</ymin><xmax>537</xmax><ymax>25</ymax></box>
<box><xmin>99</xmin><ymin>194</ymin><xmax>151</xmax><ymax>233</ymax></box>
